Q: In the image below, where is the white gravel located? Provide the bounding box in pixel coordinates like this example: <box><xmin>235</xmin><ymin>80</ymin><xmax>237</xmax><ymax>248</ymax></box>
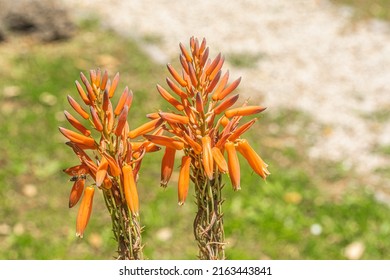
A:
<box><xmin>64</xmin><ymin>0</ymin><xmax>390</xmax><ymax>191</ymax></box>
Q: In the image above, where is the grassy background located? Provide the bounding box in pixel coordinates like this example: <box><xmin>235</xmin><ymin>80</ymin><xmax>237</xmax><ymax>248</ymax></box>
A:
<box><xmin>0</xmin><ymin>4</ymin><xmax>390</xmax><ymax>259</ymax></box>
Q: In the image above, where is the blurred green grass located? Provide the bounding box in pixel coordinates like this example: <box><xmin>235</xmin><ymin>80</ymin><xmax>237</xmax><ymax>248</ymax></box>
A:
<box><xmin>1</xmin><ymin>19</ymin><xmax>390</xmax><ymax>260</ymax></box>
<box><xmin>331</xmin><ymin>0</ymin><xmax>390</xmax><ymax>21</ymax></box>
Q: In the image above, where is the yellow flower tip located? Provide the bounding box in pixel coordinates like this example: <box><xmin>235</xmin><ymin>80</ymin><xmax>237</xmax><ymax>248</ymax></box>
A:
<box><xmin>76</xmin><ymin>186</ymin><xmax>95</xmax><ymax>238</ymax></box>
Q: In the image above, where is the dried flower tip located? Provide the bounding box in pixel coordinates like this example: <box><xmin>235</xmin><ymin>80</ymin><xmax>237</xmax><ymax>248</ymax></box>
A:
<box><xmin>80</xmin><ymin>72</ymin><xmax>96</xmax><ymax>102</ymax></box>
<box><xmin>122</xmin><ymin>165</ymin><xmax>139</xmax><ymax>215</ymax></box>
<box><xmin>156</xmin><ymin>84</ymin><xmax>184</xmax><ymax>111</ymax></box>
<box><xmin>59</xmin><ymin>127</ymin><xmax>96</xmax><ymax>148</ymax></box>
<box><xmin>76</xmin><ymin>186</ymin><xmax>94</xmax><ymax>238</ymax></box>
<box><xmin>64</xmin><ymin>110</ymin><xmax>91</xmax><ymax>136</ymax></box>
<box><xmin>69</xmin><ymin>178</ymin><xmax>85</xmax><ymax>208</ymax></box>
<box><xmin>128</xmin><ymin>118</ymin><xmax>163</xmax><ymax>139</ymax></box>
<box><xmin>225</xmin><ymin>141</ymin><xmax>241</xmax><ymax>191</ymax></box>
<box><xmin>167</xmin><ymin>63</ymin><xmax>187</xmax><ymax>87</ymax></box>
<box><xmin>67</xmin><ymin>95</ymin><xmax>89</xmax><ymax>119</ymax></box>
<box><xmin>90</xmin><ymin>107</ymin><xmax>103</xmax><ymax>132</ymax></box>
<box><xmin>108</xmin><ymin>72</ymin><xmax>120</xmax><ymax>98</ymax></box>
<box><xmin>144</xmin><ymin>134</ymin><xmax>184</xmax><ymax>150</ymax></box>
<box><xmin>236</xmin><ymin>139</ymin><xmax>270</xmax><ymax>179</ymax></box>
<box><xmin>159</xmin><ymin>112</ymin><xmax>189</xmax><ymax>125</ymax></box>
<box><xmin>211</xmin><ymin>147</ymin><xmax>228</xmax><ymax>173</ymax></box>
<box><xmin>178</xmin><ymin>155</ymin><xmax>191</xmax><ymax>205</ymax></box>
<box><xmin>75</xmin><ymin>80</ymin><xmax>91</xmax><ymax>105</ymax></box>
<box><xmin>115</xmin><ymin>105</ymin><xmax>129</xmax><ymax>136</ymax></box>
<box><xmin>225</xmin><ymin>106</ymin><xmax>266</xmax><ymax>118</ymax></box>
<box><xmin>160</xmin><ymin>147</ymin><xmax>176</xmax><ymax>188</ymax></box>
<box><xmin>201</xmin><ymin>135</ymin><xmax>214</xmax><ymax>180</ymax></box>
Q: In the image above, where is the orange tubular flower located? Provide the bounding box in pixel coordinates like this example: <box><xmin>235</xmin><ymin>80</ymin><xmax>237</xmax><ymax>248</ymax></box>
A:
<box><xmin>153</xmin><ymin>37</ymin><xmax>268</xmax><ymax>259</ymax></box>
<box><xmin>159</xmin><ymin>112</ymin><xmax>189</xmax><ymax>125</ymax></box>
<box><xmin>122</xmin><ymin>165</ymin><xmax>139</xmax><ymax>215</ymax></box>
<box><xmin>69</xmin><ymin>178</ymin><xmax>85</xmax><ymax>208</ymax></box>
<box><xmin>224</xmin><ymin>105</ymin><xmax>267</xmax><ymax>118</ymax></box>
<box><xmin>211</xmin><ymin>147</ymin><xmax>228</xmax><ymax>174</ymax></box>
<box><xmin>95</xmin><ymin>156</ymin><xmax>108</xmax><ymax>187</ymax></box>
<box><xmin>160</xmin><ymin>147</ymin><xmax>176</xmax><ymax>188</ymax></box>
<box><xmin>178</xmin><ymin>156</ymin><xmax>191</xmax><ymax>205</ymax></box>
<box><xmin>76</xmin><ymin>186</ymin><xmax>95</xmax><ymax>238</ymax></box>
<box><xmin>128</xmin><ymin>118</ymin><xmax>163</xmax><ymax>139</ymax></box>
<box><xmin>63</xmin><ymin>110</ymin><xmax>91</xmax><ymax>136</ymax></box>
<box><xmin>67</xmin><ymin>95</ymin><xmax>89</xmax><ymax>119</ymax></box>
<box><xmin>62</xmin><ymin>70</ymin><xmax>157</xmax><ymax>259</ymax></box>
<box><xmin>201</xmin><ymin>135</ymin><xmax>214</xmax><ymax>180</ymax></box>
<box><xmin>225</xmin><ymin>141</ymin><xmax>241</xmax><ymax>191</ymax></box>
<box><xmin>236</xmin><ymin>139</ymin><xmax>270</xmax><ymax>180</ymax></box>
<box><xmin>59</xmin><ymin>127</ymin><xmax>96</xmax><ymax>148</ymax></box>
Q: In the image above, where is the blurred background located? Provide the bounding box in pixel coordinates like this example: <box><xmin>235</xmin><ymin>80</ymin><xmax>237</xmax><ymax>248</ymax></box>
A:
<box><xmin>0</xmin><ymin>0</ymin><xmax>389</xmax><ymax>259</ymax></box>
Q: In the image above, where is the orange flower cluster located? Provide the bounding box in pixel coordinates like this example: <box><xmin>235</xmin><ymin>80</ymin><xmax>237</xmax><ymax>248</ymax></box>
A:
<box><xmin>147</xmin><ymin>37</ymin><xmax>270</xmax><ymax>204</ymax></box>
<box><xmin>60</xmin><ymin>70</ymin><xmax>159</xmax><ymax>237</ymax></box>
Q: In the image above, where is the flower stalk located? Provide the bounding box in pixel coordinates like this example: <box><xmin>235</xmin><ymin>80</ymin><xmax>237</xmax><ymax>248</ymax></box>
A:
<box><xmin>149</xmin><ymin>37</ymin><xmax>270</xmax><ymax>259</ymax></box>
<box><xmin>61</xmin><ymin>69</ymin><xmax>159</xmax><ymax>259</ymax></box>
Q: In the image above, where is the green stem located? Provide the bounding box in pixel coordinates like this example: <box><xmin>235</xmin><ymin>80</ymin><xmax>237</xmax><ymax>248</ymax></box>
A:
<box><xmin>193</xmin><ymin>171</ymin><xmax>225</xmax><ymax>260</ymax></box>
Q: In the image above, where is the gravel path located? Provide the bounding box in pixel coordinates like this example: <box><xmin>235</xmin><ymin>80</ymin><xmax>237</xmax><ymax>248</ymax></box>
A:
<box><xmin>65</xmin><ymin>0</ymin><xmax>390</xmax><ymax>194</ymax></box>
